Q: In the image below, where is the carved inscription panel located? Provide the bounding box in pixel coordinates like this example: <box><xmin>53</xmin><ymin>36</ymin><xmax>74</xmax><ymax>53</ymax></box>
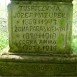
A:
<box><xmin>8</xmin><ymin>2</ymin><xmax>73</xmax><ymax>53</ymax></box>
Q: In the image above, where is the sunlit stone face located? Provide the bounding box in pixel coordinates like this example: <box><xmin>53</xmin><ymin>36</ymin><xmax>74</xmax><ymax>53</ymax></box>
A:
<box><xmin>8</xmin><ymin>1</ymin><xmax>73</xmax><ymax>54</ymax></box>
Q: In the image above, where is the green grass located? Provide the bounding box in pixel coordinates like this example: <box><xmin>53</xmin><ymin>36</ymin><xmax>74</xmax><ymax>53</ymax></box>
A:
<box><xmin>72</xmin><ymin>37</ymin><xmax>77</xmax><ymax>53</ymax></box>
<box><xmin>0</xmin><ymin>32</ymin><xmax>8</xmax><ymax>50</ymax></box>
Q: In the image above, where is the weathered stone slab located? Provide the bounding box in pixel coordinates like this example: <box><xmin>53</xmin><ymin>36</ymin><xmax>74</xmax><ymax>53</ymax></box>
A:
<box><xmin>8</xmin><ymin>1</ymin><xmax>73</xmax><ymax>54</ymax></box>
<box><xmin>0</xmin><ymin>54</ymin><xmax>77</xmax><ymax>76</ymax></box>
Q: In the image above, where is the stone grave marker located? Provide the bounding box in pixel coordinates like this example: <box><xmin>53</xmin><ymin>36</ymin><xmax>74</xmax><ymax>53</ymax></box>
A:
<box><xmin>1</xmin><ymin>0</ymin><xmax>77</xmax><ymax>76</ymax></box>
<box><xmin>8</xmin><ymin>0</ymin><xmax>73</xmax><ymax>54</ymax></box>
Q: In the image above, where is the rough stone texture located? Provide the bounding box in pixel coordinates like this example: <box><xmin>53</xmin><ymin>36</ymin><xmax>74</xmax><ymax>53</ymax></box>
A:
<box><xmin>0</xmin><ymin>53</ymin><xmax>77</xmax><ymax>76</ymax></box>
<box><xmin>5</xmin><ymin>0</ymin><xmax>75</xmax><ymax>76</ymax></box>
<box><xmin>8</xmin><ymin>1</ymin><xmax>73</xmax><ymax>54</ymax></box>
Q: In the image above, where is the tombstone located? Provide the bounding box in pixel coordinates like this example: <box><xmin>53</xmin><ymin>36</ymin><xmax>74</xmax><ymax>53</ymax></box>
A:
<box><xmin>8</xmin><ymin>0</ymin><xmax>73</xmax><ymax>54</ymax></box>
<box><xmin>2</xmin><ymin>0</ymin><xmax>77</xmax><ymax>76</ymax></box>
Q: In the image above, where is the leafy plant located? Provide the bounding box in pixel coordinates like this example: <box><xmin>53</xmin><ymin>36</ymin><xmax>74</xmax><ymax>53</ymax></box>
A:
<box><xmin>0</xmin><ymin>32</ymin><xmax>8</xmax><ymax>50</ymax></box>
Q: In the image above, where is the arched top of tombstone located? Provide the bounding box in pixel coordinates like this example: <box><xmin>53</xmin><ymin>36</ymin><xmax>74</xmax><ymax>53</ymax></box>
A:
<box><xmin>11</xmin><ymin>0</ymin><xmax>73</xmax><ymax>2</ymax></box>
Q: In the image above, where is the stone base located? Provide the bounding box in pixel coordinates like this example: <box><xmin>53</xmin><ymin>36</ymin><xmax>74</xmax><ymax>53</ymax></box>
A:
<box><xmin>0</xmin><ymin>53</ymin><xmax>77</xmax><ymax>76</ymax></box>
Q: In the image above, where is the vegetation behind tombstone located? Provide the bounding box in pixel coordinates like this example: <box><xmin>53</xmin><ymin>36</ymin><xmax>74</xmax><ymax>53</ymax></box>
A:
<box><xmin>72</xmin><ymin>0</ymin><xmax>77</xmax><ymax>53</ymax></box>
<box><xmin>0</xmin><ymin>2</ymin><xmax>8</xmax><ymax>51</ymax></box>
<box><xmin>0</xmin><ymin>0</ymin><xmax>77</xmax><ymax>53</ymax></box>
